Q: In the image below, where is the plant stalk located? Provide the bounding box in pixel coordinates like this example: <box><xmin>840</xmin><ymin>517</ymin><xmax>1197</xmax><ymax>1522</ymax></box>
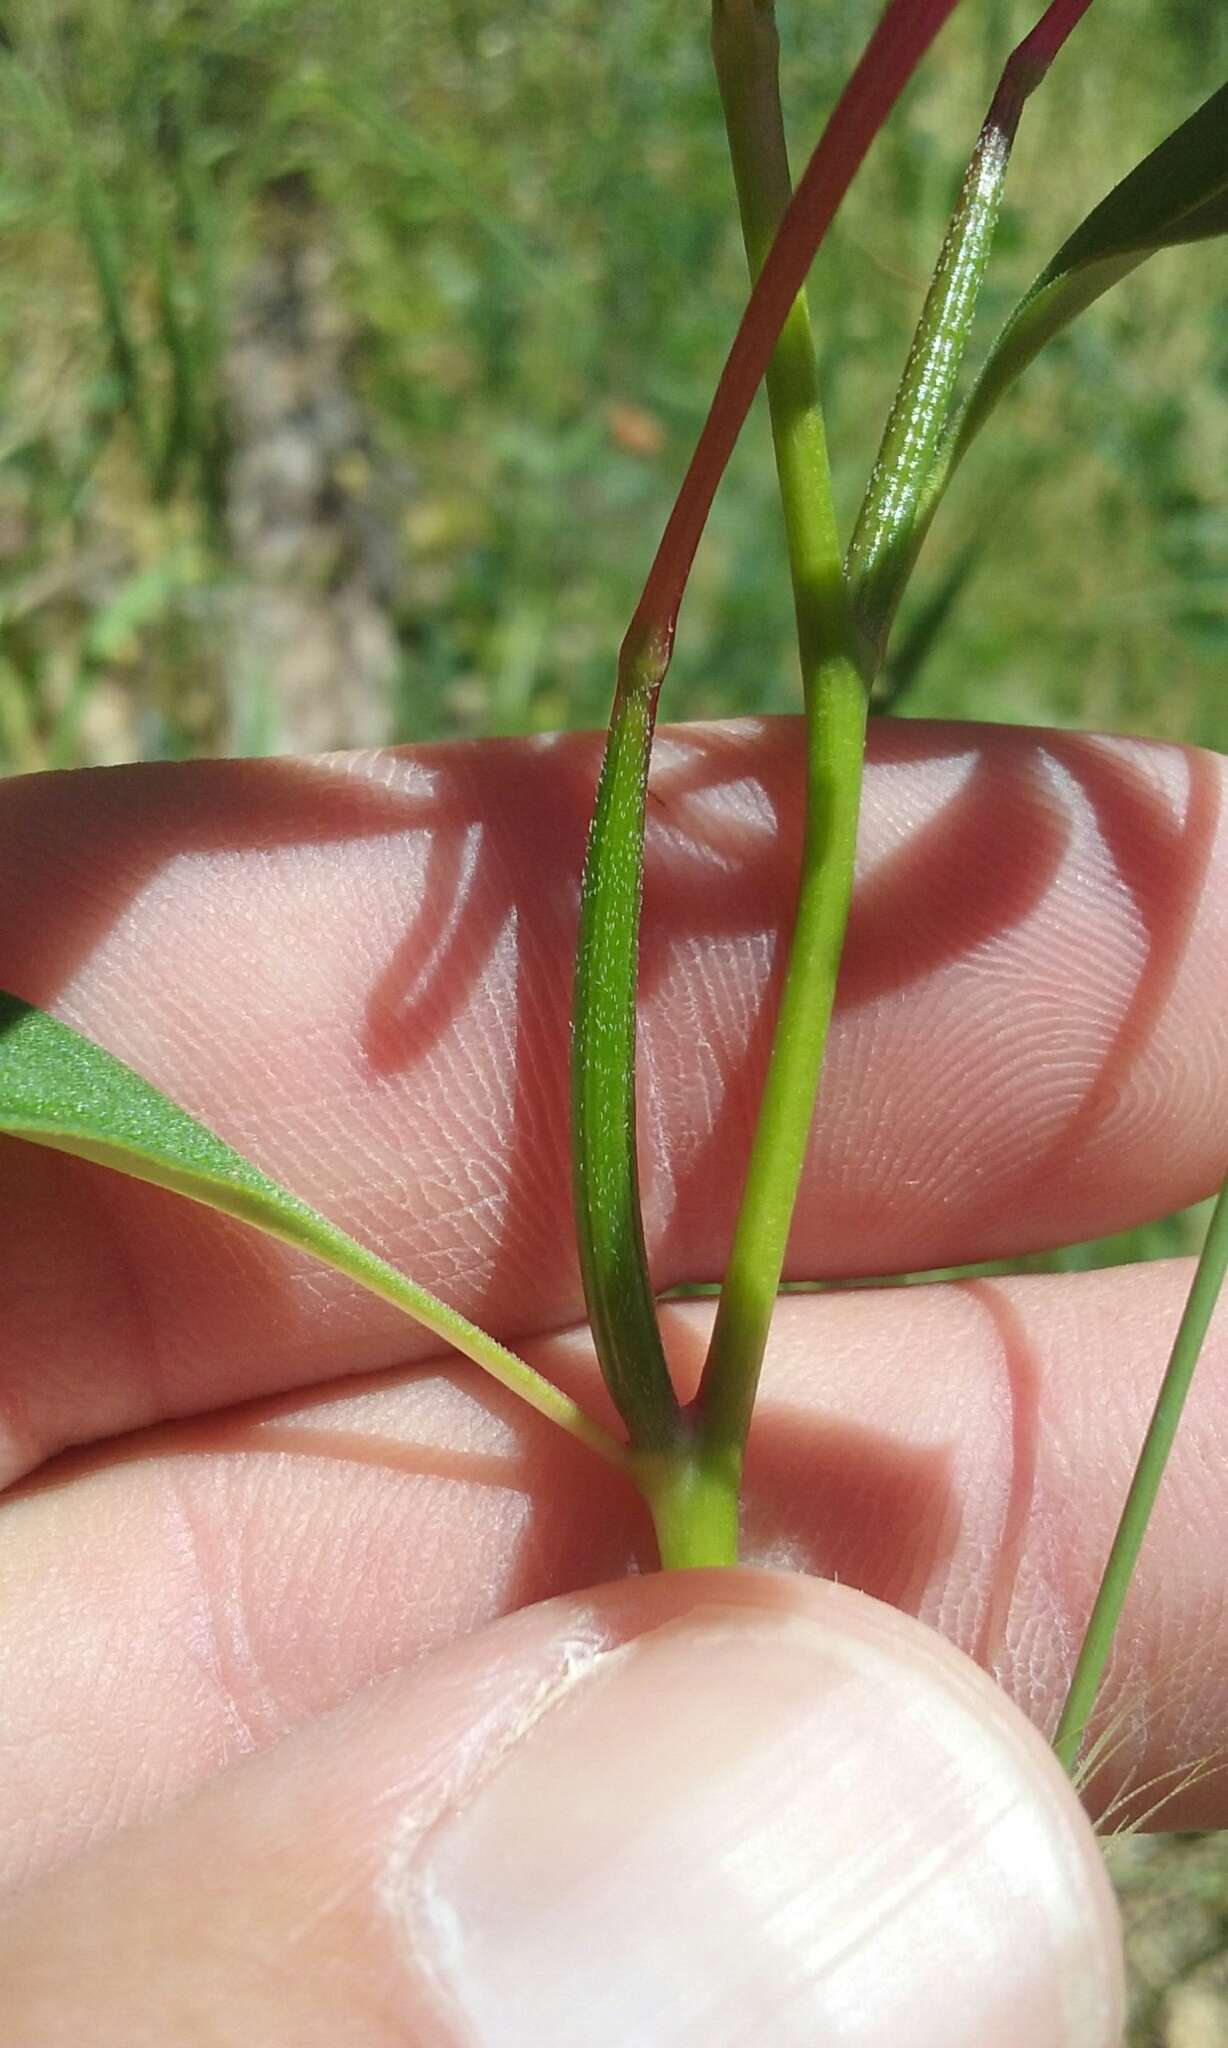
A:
<box><xmin>572</xmin><ymin>666</ymin><xmax>686</xmax><ymax>1453</ymax></box>
<box><xmin>710</xmin><ymin>0</ymin><xmax>848</xmax><ymax>674</ymax></box>
<box><xmin>697</xmin><ymin>672</ymin><xmax>866</xmax><ymax>1472</ymax></box>
<box><xmin>570</xmin><ymin>0</ymin><xmax>965</xmax><ymax>1496</ymax></box>
<box><xmin>696</xmin><ymin>1</ymin><xmax>867</xmax><ymax>1499</ymax></box>
<box><xmin>634</xmin><ymin>1441</ymin><xmax>742</xmax><ymax>1569</ymax></box>
<box><xmin>1054</xmin><ymin>1176</ymin><xmax>1228</xmax><ymax>1774</ymax></box>
<box><xmin>622</xmin><ymin>0</ymin><xmax>965</xmax><ymax>684</ymax></box>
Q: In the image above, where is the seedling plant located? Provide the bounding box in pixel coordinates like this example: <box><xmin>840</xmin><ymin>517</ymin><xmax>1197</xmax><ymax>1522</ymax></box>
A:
<box><xmin>2</xmin><ymin>0</ymin><xmax>1227</xmax><ymax>1799</ymax></box>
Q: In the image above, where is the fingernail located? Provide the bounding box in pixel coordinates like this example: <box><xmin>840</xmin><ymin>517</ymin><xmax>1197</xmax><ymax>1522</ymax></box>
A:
<box><xmin>401</xmin><ymin>1596</ymin><xmax>1122</xmax><ymax>2047</ymax></box>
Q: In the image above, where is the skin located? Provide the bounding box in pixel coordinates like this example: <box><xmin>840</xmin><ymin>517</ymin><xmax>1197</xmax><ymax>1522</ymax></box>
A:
<box><xmin>1</xmin><ymin>714</ymin><xmax>1225</xmax><ymax>2039</ymax></box>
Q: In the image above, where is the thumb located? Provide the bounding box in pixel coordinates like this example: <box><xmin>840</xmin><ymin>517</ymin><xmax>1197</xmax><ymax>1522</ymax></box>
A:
<box><xmin>2</xmin><ymin>1570</ymin><xmax>1122</xmax><ymax>2046</ymax></box>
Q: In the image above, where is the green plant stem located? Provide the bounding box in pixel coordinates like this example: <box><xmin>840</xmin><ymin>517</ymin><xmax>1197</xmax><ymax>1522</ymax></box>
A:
<box><xmin>696</xmin><ymin>2</ymin><xmax>867</xmax><ymax>1504</ymax></box>
<box><xmin>919</xmin><ymin>80</ymin><xmax>1228</xmax><ymax>555</ymax></box>
<box><xmin>570</xmin><ymin>0</ymin><xmax>964</xmax><ymax>1537</ymax></box>
<box><xmin>622</xmin><ymin>0</ymin><xmax>964</xmax><ymax>681</ymax></box>
<box><xmin>711</xmin><ymin>0</ymin><xmax>845</xmax><ymax>659</ymax></box>
<box><xmin>572</xmin><ymin>665</ymin><xmax>686</xmax><ymax>1454</ymax></box>
<box><xmin>1054</xmin><ymin>1175</ymin><xmax>1228</xmax><ymax>1775</ymax></box>
<box><xmin>633</xmin><ymin>1441</ymin><xmax>741</xmax><ymax>1569</ymax></box>
<box><xmin>697</xmin><ymin>671</ymin><xmax>866</xmax><ymax>1479</ymax></box>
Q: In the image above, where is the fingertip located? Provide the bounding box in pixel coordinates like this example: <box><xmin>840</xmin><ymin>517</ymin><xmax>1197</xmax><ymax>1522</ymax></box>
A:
<box><xmin>395</xmin><ymin>1576</ymin><xmax>1124</xmax><ymax>2046</ymax></box>
<box><xmin>0</xmin><ymin>1571</ymin><xmax>1124</xmax><ymax>2045</ymax></box>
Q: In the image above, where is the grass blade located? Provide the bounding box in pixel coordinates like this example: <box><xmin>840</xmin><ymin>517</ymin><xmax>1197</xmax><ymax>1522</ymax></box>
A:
<box><xmin>0</xmin><ymin>991</ymin><xmax>626</xmax><ymax>1471</ymax></box>
<box><xmin>72</xmin><ymin>159</ymin><xmax>156</xmax><ymax>480</ymax></box>
<box><xmin>847</xmin><ymin>0</ymin><xmax>1093</xmax><ymax>663</ymax></box>
<box><xmin>926</xmin><ymin>82</ymin><xmax>1228</xmax><ymax>534</ymax></box>
<box><xmin>1054</xmin><ymin>1174</ymin><xmax>1228</xmax><ymax>1774</ymax></box>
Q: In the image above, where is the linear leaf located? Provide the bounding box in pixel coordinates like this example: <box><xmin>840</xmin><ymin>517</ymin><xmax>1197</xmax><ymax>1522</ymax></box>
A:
<box><xmin>847</xmin><ymin>0</ymin><xmax>1095</xmax><ymax>661</ymax></box>
<box><xmin>953</xmin><ymin>82</ymin><xmax>1228</xmax><ymax>470</ymax></box>
<box><xmin>0</xmin><ymin>991</ymin><xmax>624</xmax><ymax>1467</ymax></box>
<box><xmin>1054</xmin><ymin>1172</ymin><xmax>1228</xmax><ymax>1775</ymax></box>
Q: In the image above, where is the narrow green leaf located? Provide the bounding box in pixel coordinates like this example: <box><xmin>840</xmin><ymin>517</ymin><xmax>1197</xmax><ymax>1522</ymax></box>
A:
<box><xmin>847</xmin><ymin>0</ymin><xmax>1094</xmax><ymax>662</ymax></box>
<box><xmin>73</xmin><ymin>160</ymin><xmax>155</xmax><ymax>474</ymax></box>
<box><xmin>847</xmin><ymin>116</ymin><xmax>1012</xmax><ymax>663</ymax></box>
<box><xmin>951</xmin><ymin>83</ymin><xmax>1228</xmax><ymax>475</ymax></box>
<box><xmin>1054</xmin><ymin>1172</ymin><xmax>1228</xmax><ymax>1776</ymax></box>
<box><xmin>572</xmin><ymin>684</ymin><xmax>685</xmax><ymax>1454</ymax></box>
<box><xmin>0</xmin><ymin>991</ymin><xmax>626</xmax><ymax>1470</ymax></box>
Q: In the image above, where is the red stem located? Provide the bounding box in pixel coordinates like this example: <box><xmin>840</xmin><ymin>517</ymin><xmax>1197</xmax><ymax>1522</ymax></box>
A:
<box><xmin>620</xmin><ymin>0</ymin><xmax>968</xmax><ymax>695</ymax></box>
<box><xmin>987</xmin><ymin>0</ymin><xmax>1095</xmax><ymax>139</ymax></box>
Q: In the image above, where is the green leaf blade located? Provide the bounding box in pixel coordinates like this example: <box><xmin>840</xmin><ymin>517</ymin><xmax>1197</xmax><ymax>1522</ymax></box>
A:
<box><xmin>1</xmin><ymin>992</ymin><xmax>365</xmax><ymax>1275</ymax></box>
<box><xmin>951</xmin><ymin>83</ymin><xmax>1228</xmax><ymax>475</ymax></box>
<box><xmin>571</xmin><ymin>687</ymin><xmax>684</xmax><ymax>1454</ymax></box>
<box><xmin>0</xmin><ymin>992</ymin><xmax>626</xmax><ymax>1469</ymax></box>
<box><xmin>1055</xmin><ymin>1172</ymin><xmax>1228</xmax><ymax>1777</ymax></box>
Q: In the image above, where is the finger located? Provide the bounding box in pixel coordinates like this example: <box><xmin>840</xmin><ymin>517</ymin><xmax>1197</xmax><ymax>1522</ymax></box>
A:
<box><xmin>1</xmin><ymin>719</ymin><xmax>1224</xmax><ymax>1475</ymax></box>
<box><xmin>0</xmin><ymin>1572</ymin><xmax>1122</xmax><ymax>2048</ymax></box>
<box><xmin>4</xmin><ymin>1259</ymin><xmax>1227</xmax><ymax>1892</ymax></box>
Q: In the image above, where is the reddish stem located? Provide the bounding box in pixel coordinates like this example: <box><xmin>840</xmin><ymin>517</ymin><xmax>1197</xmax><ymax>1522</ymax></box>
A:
<box><xmin>987</xmin><ymin>0</ymin><xmax>1095</xmax><ymax>139</ymax></box>
<box><xmin>620</xmin><ymin>0</ymin><xmax>968</xmax><ymax>696</ymax></box>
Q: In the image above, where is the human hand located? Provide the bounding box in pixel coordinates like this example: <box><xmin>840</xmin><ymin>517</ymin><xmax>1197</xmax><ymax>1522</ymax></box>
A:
<box><xmin>2</xmin><ymin>716</ymin><xmax>1225</xmax><ymax>2042</ymax></box>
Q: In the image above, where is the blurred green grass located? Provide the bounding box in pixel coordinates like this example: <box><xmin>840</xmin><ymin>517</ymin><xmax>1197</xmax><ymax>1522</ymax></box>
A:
<box><xmin>1</xmin><ymin>0</ymin><xmax>1225</xmax><ymax>759</ymax></box>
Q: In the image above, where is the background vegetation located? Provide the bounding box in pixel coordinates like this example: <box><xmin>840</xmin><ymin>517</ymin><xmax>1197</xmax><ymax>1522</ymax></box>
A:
<box><xmin>2</xmin><ymin>0</ymin><xmax>1225</xmax><ymax>763</ymax></box>
<box><xmin>1</xmin><ymin>3</ymin><xmax>1226</xmax><ymax>2037</ymax></box>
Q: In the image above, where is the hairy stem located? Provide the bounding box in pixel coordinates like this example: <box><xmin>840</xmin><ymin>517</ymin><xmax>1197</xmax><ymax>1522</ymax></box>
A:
<box><xmin>846</xmin><ymin>120</ymin><xmax>1011</xmax><ymax>664</ymax></box>
<box><xmin>572</xmin><ymin>667</ymin><xmax>685</xmax><ymax>1452</ymax></box>
<box><xmin>848</xmin><ymin>0</ymin><xmax>1095</xmax><ymax>657</ymax></box>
